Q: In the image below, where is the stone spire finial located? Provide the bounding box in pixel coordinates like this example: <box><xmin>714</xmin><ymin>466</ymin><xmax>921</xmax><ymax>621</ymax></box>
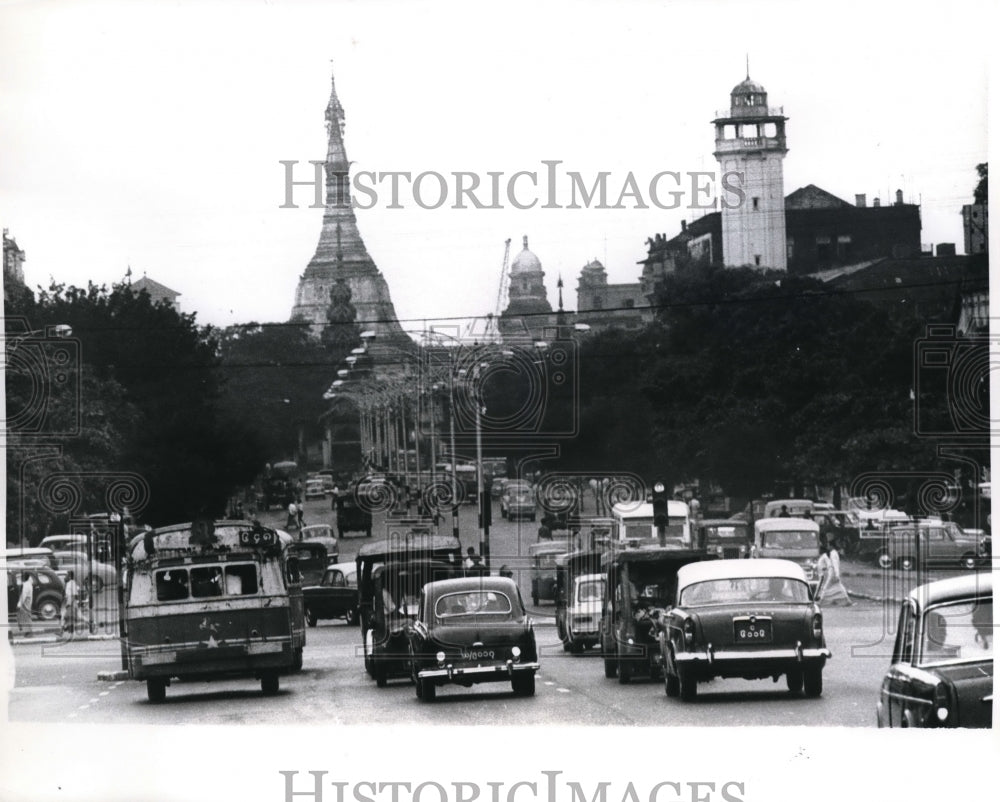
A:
<box><xmin>523</xmin><ymin>235</ymin><xmax>529</xmax><ymax>249</ymax></box>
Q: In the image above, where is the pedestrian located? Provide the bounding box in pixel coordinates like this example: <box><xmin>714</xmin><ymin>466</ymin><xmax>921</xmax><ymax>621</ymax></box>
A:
<box><xmin>817</xmin><ymin>543</ymin><xmax>853</xmax><ymax>606</ymax></box>
<box><xmin>17</xmin><ymin>571</ymin><xmax>34</xmax><ymax>637</ymax></box>
<box><xmin>464</xmin><ymin>547</ymin><xmax>481</xmax><ymax>571</ymax></box>
<box><xmin>499</xmin><ymin>565</ymin><xmax>514</xmax><ymax>579</ymax></box>
<box><xmin>62</xmin><ymin>570</ymin><xmax>79</xmax><ymax>634</ymax></box>
<box><xmin>296</xmin><ymin>500</ymin><xmax>306</xmax><ymax>529</ymax></box>
<box><xmin>778</xmin><ymin>504</ymin><xmax>790</xmax><ymax>517</ymax></box>
<box><xmin>286</xmin><ymin>500</ymin><xmax>298</xmax><ymax>530</ymax></box>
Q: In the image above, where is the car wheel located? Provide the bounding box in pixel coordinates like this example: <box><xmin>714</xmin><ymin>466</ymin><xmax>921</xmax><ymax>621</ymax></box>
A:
<box><xmin>146</xmin><ymin>678</ymin><xmax>167</xmax><ymax>703</ymax></box>
<box><xmin>532</xmin><ymin>592</ymin><xmax>539</xmax><ymax>606</ymax></box>
<box><xmin>786</xmin><ymin>669</ymin><xmax>804</xmax><ymax>694</ymax></box>
<box><xmin>306</xmin><ymin>608</ymin><xmax>318</xmax><ymax>627</ymax></box>
<box><xmin>678</xmin><ymin>665</ymin><xmax>697</xmax><ymax>701</ymax></box>
<box><xmin>261</xmin><ymin>673</ymin><xmax>280</xmax><ymax>696</ymax></box>
<box><xmin>375</xmin><ymin>661</ymin><xmax>388</xmax><ymax>688</ymax></box>
<box><xmin>419</xmin><ymin>677</ymin><xmax>436</xmax><ymax>702</ymax></box>
<box><xmin>665</xmin><ymin>668</ymin><xmax>679</xmax><ymax>697</ymax></box>
<box><xmin>562</xmin><ymin>639</ymin><xmax>571</xmax><ymax>652</ymax></box>
<box><xmin>36</xmin><ymin>597</ymin><xmax>60</xmax><ymax>621</ymax></box>
<box><xmin>803</xmin><ymin>666</ymin><xmax>823</xmax><ymax>698</ymax></box>
<box><xmin>877</xmin><ymin>551</ymin><xmax>892</xmax><ymax>570</ymax></box>
<box><xmin>512</xmin><ymin>672</ymin><xmax>535</xmax><ymax>697</ymax></box>
<box><xmin>292</xmin><ymin>648</ymin><xmax>303</xmax><ymax>671</ymax></box>
<box><xmin>363</xmin><ymin>629</ymin><xmax>374</xmax><ymax>677</ymax></box>
<box><xmin>570</xmin><ymin>641</ymin><xmax>585</xmax><ymax>655</ymax></box>
<box><xmin>345</xmin><ymin>609</ymin><xmax>358</xmax><ymax>626</ymax></box>
<box><xmin>897</xmin><ymin>556</ymin><xmax>914</xmax><ymax>572</ymax></box>
<box><xmin>961</xmin><ymin>553</ymin><xmax>978</xmax><ymax>570</ymax></box>
<box><xmin>603</xmin><ymin>655</ymin><xmax>617</xmax><ymax>679</ymax></box>
<box><xmin>617</xmin><ymin>656</ymin><xmax>631</xmax><ymax>685</ymax></box>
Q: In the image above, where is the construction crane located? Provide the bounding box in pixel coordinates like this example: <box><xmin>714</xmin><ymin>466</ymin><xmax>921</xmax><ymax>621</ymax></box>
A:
<box><xmin>482</xmin><ymin>238</ymin><xmax>511</xmax><ymax>343</ymax></box>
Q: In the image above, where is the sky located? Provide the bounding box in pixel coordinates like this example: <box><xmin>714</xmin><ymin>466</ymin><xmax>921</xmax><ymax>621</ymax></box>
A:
<box><xmin>1</xmin><ymin>0</ymin><xmax>992</xmax><ymax>334</ymax></box>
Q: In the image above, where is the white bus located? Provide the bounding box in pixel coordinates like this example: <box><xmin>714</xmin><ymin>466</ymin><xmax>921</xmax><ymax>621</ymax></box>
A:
<box><xmin>611</xmin><ymin>501</ymin><xmax>692</xmax><ymax>547</ymax></box>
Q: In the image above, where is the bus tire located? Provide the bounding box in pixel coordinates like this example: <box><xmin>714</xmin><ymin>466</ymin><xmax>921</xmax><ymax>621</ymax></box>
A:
<box><xmin>146</xmin><ymin>678</ymin><xmax>166</xmax><ymax>703</ymax></box>
<box><xmin>261</xmin><ymin>673</ymin><xmax>280</xmax><ymax>696</ymax></box>
<box><xmin>306</xmin><ymin>608</ymin><xmax>317</xmax><ymax>627</ymax></box>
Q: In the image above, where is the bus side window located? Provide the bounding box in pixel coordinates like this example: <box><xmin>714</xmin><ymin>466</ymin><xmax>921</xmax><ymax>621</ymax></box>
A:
<box><xmin>191</xmin><ymin>567</ymin><xmax>224</xmax><ymax>598</ymax></box>
<box><xmin>156</xmin><ymin>570</ymin><xmax>189</xmax><ymax>602</ymax></box>
<box><xmin>225</xmin><ymin>565</ymin><xmax>258</xmax><ymax>595</ymax></box>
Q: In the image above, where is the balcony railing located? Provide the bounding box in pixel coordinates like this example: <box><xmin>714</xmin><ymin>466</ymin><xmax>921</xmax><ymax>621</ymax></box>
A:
<box><xmin>713</xmin><ymin>136</ymin><xmax>786</xmax><ymax>152</ymax></box>
<box><xmin>714</xmin><ymin>105</ymin><xmax>785</xmax><ymax>120</ymax></box>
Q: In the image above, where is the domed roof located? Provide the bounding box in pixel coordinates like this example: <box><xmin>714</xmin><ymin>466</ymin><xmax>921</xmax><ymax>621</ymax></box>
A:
<box><xmin>731</xmin><ymin>76</ymin><xmax>766</xmax><ymax>96</ymax></box>
<box><xmin>510</xmin><ymin>235</ymin><xmax>542</xmax><ymax>275</ymax></box>
<box><xmin>582</xmin><ymin>258</ymin><xmax>605</xmax><ymax>272</ymax></box>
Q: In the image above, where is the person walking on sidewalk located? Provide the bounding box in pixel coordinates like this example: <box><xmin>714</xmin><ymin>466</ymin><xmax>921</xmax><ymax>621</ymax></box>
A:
<box><xmin>817</xmin><ymin>543</ymin><xmax>853</xmax><ymax>606</ymax></box>
<box><xmin>17</xmin><ymin>572</ymin><xmax>34</xmax><ymax>637</ymax></box>
<box><xmin>62</xmin><ymin>570</ymin><xmax>79</xmax><ymax>635</ymax></box>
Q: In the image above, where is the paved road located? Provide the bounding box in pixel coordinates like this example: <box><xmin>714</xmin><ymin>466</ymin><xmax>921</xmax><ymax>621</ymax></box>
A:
<box><xmin>7</xmin><ymin>495</ymin><xmax>983</xmax><ymax>727</ymax></box>
<box><xmin>8</xmin><ymin>602</ymin><xmax>890</xmax><ymax>726</ymax></box>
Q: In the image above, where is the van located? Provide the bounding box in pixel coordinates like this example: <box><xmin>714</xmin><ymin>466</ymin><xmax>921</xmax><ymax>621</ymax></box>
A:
<box><xmin>612</xmin><ymin>501</ymin><xmax>691</xmax><ymax>546</ymax></box>
<box><xmin>752</xmin><ymin>518</ymin><xmax>821</xmax><ymax>584</ymax></box>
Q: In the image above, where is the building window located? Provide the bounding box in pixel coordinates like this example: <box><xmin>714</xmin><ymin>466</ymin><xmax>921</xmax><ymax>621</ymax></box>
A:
<box><xmin>592</xmin><ymin>294</ymin><xmax>603</xmax><ymax>310</ymax></box>
<box><xmin>752</xmin><ymin>197</ymin><xmax>760</xmax><ymax>211</ymax></box>
<box><xmin>624</xmin><ymin>299</ymin><xmax>635</xmax><ymax>309</ymax></box>
<box><xmin>836</xmin><ymin>234</ymin><xmax>852</xmax><ymax>261</ymax></box>
<box><xmin>754</xmin><ymin>255</ymin><xmax>761</xmax><ymax>266</ymax></box>
<box><xmin>787</xmin><ymin>238</ymin><xmax>794</xmax><ymax>259</ymax></box>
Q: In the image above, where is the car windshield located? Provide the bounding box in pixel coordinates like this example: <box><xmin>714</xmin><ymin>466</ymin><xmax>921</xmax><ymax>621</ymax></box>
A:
<box><xmin>679</xmin><ymin>577</ymin><xmax>811</xmax><ymax>605</ymax></box>
<box><xmin>761</xmin><ymin>530</ymin><xmax>818</xmax><ymax>549</ymax></box>
<box><xmin>706</xmin><ymin>526</ymin><xmax>745</xmax><ymax>539</ymax></box>
<box><xmin>435</xmin><ymin>590</ymin><xmax>515</xmax><ymax>620</ymax></box>
<box><xmin>920</xmin><ymin>599</ymin><xmax>993</xmax><ymax>666</ymax></box>
<box><xmin>576</xmin><ymin>579</ymin><xmax>604</xmax><ymax>603</ymax></box>
<box><xmin>302</xmin><ymin>526</ymin><xmax>333</xmax><ymax>540</ymax></box>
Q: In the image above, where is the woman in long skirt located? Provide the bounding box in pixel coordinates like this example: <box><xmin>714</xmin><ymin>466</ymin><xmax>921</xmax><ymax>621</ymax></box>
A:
<box><xmin>817</xmin><ymin>544</ymin><xmax>853</xmax><ymax>606</ymax></box>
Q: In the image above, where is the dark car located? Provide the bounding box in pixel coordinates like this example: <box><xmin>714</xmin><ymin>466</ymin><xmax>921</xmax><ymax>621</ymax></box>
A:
<box><xmin>812</xmin><ymin>510</ymin><xmax>863</xmax><ymax>555</ymax></box>
<box><xmin>356</xmin><ymin>535</ymin><xmax>463</xmax><ymax>687</ymax></box>
<box><xmin>528</xmin><ymin>540</ymin><xmax>571</xmax><ymax>606</ymax></box>
<box><xmin>303</xmin><ymin>562</ymin><xmax>358</xmax><ymax>627</ymax></box>
<box><xmin>697</xmin><ymin>519</ymin><xmax>752</xmax><ymax>559</ymax></box>
<box><xmin>286</xmin><ymin>541</ymin><xmax>329</xmax><ymax>586</ymax></box>
<box><xmin>6</xmin><ymin>566</ymin><xmax>65</xmax><ymax>622</ymax></box>
<box><xmin>599</xmin><ymin>545</ymin><xmax>712</xmax><ymax>683</ymax></box>
<box><xmin>660</xmin><ymin>558</ymin><xmax>831</xmax><ymax>701</ymax></box>
<box><xmin>408</xmin><ymin>575</ymin><xmax>539</xmax><ymax>701</ymax></box>
<box><xmin>335</xmin><ymin>481</ymin><xmax>375</xmax><ymax>537</ymax></box>
<box><xmin>877</xmin><ymin>573</ymin><xmax>992</xmax><ymax>728</ymax></box>
<box><xmin>877</xmin><ymin>523</ymin><xmax>985</xmax><ymax>571</ymax></box>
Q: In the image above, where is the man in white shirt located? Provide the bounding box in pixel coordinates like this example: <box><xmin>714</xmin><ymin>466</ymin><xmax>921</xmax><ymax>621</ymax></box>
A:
<box><xmin>17</xmin><ymin>572</ymin><xmax>34</xmax><ymax>636</ymax></box>
<box><xmin>62</xmin><ymin>570</ymin><xmax>79</xmax><ymax>634</ymax></box>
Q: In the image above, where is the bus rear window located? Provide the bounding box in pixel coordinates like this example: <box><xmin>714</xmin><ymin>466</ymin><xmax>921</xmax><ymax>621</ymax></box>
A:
<box><xmin>225</xmin><ymin>564</ymin><xmax>258</xmax><ymax>595</ymax></box>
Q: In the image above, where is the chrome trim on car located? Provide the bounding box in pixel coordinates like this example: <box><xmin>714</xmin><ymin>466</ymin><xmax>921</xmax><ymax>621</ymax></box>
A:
<box><xmin>418</xmin><ymin>661</ymin><xmax>540</xmax><ymax>679</ymax></box>
<box><xmin>674</xmin><ymin>647</ymin><xmax>830</xmax><ymax>662</ymax></box>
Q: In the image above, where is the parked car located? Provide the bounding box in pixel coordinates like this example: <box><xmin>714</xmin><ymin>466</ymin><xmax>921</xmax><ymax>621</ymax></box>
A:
<box><xmin>5</xmin><ymin>565</ymin><xmax>65</xmax><ymax>622</ymax></box>
<box><xmin>298</xmin><ymin>523</ymin><xmax>339</xmax><ymax>562</ymax></box>
<box><xmin>501</xmin><ymin>481</ymin><xmax>536</xmax><ymax>521</ymax></box>
<box><xmin>52</xmin><ymin>551</ymin><xmax>118</xmax><ymax>593</ymax></box>
<box><xmin>877</xmin><ymin>523</ymin><xmax>986</xmax><ymax>571</ymax></box>
<box><xmin>490</xmin><ymin>477</ymin><xmax>509</xmax><ymax>500</ymax></box>
<box><xmin>304</xmin><ymin>477</ymin><xmax>326</xmax><ymax>499</ymax></box>
<box><xmin>3</xmin><ymin>547</ymin><xmax>59</xmax><ymax>571</ymax></box>
<box><xmin>303</xmin><ymin>561</ymin><xmax>358</xmax><ymax>626</ymax></box>
<box><xmin>877</xmin><ymin>573</ymin><xmax>992</xmax><ymax>728</ymax></box>
<box><xmin>661</xmin><ymin>558</ymin><xmax>831</xmax><ymax>701</ymax></box>
<box><xmin>408</xmin><ymin>575</ymin><xmax>539</xmax><ymax>701</ymax></box>
<box><xmin>697</xmin><ymin>519</ymin><xmax>752</xmax><ymax>559</ymax></box>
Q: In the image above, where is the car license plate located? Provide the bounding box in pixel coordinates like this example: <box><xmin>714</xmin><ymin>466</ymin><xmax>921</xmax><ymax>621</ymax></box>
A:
<box><xmin>461</xmin><ymin>649</ymin><xmax>495</xmax><ymax>661</ymax></box>
<box><xmin>733</xmin><ymin>618</ymin><xmax>772</xmax><ymax>643</ymax></box>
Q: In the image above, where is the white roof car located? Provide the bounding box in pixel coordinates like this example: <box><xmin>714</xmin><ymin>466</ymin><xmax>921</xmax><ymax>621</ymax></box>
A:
<box><xmin>754</xmin><ymin>517</ymin><xmax>821</xmax><ymax>534</ymax></box>
<box><xmin>677</xmin><ymin>558</ymin><xmax>808</xmax><ymax>592</ymax></box>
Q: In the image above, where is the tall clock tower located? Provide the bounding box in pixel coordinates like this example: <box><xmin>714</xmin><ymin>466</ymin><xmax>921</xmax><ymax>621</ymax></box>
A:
<box><xmin>713</xmin><ymin>75</ymin><xmax>788</xmax><ymax>270</ymax></box>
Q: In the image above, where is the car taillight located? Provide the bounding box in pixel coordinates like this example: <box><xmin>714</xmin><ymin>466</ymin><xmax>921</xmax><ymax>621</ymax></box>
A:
<box><xmin>811</xmin><ymin>613</ymin><xmax>823</xmax><ymax>640</ymax></box>
<box><xmin>933</xmin><ymin>682</ymin><xmax>952</xmax><ymax>725</ymax></box>
<box><xmin>715</xmin><ymin>545</ymin><xmax>724</xmax><ymax>557</ymax></box>
<box><xmin>683</xmin><ymin>617</ymin><xmax>695</xmax><ymax>646</ymax></box>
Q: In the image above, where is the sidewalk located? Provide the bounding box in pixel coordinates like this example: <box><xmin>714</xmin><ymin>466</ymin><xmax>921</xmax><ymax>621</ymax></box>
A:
<box><xmin>839</xmin><ymin>559</ymin><xmax>973</xmax><ymax>604</ymax></box>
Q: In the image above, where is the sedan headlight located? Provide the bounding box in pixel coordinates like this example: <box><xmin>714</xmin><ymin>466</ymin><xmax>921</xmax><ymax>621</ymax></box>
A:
<box><xmin>435</xmin><ymin>651</ymin><xmax>446</xmax><ymax>665</ymax></box>
<box><xmin>933</xmin><ymin>682</ymin><xmax>952</xmax><ymax>724</ymax></box>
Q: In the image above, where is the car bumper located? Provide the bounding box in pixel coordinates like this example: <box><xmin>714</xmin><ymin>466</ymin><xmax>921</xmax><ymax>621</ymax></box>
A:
<box><xmin>418</xmin><ymin>661</ymin><xmax>540</xmax><ymax>681</ymax></box>
<box><xmin>674</xmin><ymin>644</ymin><xmax>831</xmax><ymax>665</ymax></box>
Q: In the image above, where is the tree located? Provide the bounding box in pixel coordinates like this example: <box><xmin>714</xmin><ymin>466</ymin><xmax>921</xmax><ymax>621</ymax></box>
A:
<box><xmin>974</xmin><ymin>162</ymin><xmax>988</xmax><ymax>204</ymax></box>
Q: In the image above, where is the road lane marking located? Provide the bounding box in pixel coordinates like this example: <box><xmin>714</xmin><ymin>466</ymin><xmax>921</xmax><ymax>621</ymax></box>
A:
<box><xmin>557</xmin><ymin>688</ymin><xmax>570</xmax><ymax>693</ymax></box>
<box><xmin>99</xmin><ymin>691</ymin><xmax>109</xmax><ymax>697</ymax></box>
<box><xmin>544</xmin><ymin>681</ymin><xmax>555</xmax><ymax>686</ymax></box>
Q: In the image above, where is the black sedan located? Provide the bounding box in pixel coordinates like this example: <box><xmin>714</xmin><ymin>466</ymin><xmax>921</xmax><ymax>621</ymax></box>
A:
<box><xmin>408</xmin><ymin>576</ymin><xmax>539</xmax><ymax>701</ymax></box>
<box><xmin>661</xmin><ymin>558</ymin><xmax>831</xmax><ymax>701</ymax></box>
<box><xmin>877</xmin><ymin>572</ymin><xmax>992</xmax><ymax>728</ymax></box>
<box><xmin>303</xmin><ymin>562</ymin><xmax>358</xmax><ymax>627</ymax></box>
